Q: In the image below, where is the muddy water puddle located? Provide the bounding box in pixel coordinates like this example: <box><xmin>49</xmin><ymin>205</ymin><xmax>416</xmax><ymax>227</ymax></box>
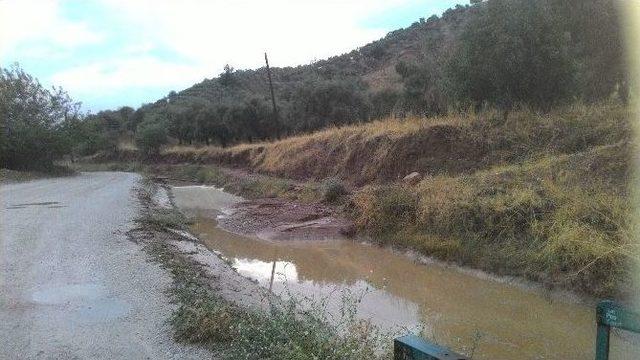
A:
<box><xmin>173</xmin><ymin>185</ymin><xmax>640</xmax><ymax>359</ymax></box>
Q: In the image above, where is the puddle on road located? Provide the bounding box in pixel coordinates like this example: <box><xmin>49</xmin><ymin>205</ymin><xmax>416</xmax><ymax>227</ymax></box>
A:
<box><xmin>6</xmin><ymin>201</ymin><xmax>61</xmax><ymax>210</ymax></box>
<box><xmin>30</xmin><ymin>283</ymin><xmax>130</xmax><ymax>323</ymax></box>
<box><xmin>75</xmin><ymin>298</ymin><xmax>131</xmax><ymax>322</ymax></box>
<box><xmin>174</xmin><ymin>185</ymin><xmax>640</xmax><ymax>360</ymax></box>
<box><xmin>32</xmin><ymin>283</ymin><xmax>103</xmax><ymax>304</ymax></box>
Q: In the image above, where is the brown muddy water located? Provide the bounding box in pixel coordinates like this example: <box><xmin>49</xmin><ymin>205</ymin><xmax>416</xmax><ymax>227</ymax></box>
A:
<box><xmin>172</xmin><ymin>185</ymin><xmax>639</xmax><ymax>360</ymax></box>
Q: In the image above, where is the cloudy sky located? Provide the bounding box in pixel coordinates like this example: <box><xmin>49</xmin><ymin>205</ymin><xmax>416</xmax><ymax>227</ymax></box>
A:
<box><xmin>0</xmin><ymin>0</ymin><xmax>463</xmax><ymax>112</ymax></box>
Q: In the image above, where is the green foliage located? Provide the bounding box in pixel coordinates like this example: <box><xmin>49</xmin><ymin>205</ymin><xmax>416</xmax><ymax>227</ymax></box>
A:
<box><xmin>320</xmin><ymin>177</ymin><xmax>348</xmax><ymax>203</ymax></box>
<box><xmin>448</xmin><ymin>0</ymin><xmax>574</xmax><ymax>110</ymax></box>
<box><xmin>396</xmin><ymin>60</ymin><xmax>447</xmax><ymax>116</ymax></box>
<box><xmin>135</xmin><ymin>119</ymin><xmax>169</xmax><ymax>155</ymax></box>
<box><xmin>288</xmin><ymin>80</ymin><xmax>370</xmax><ymax>132</ymax></box>
<box><xmin>0</xmin><ymin>64</ymin><xmax>79</xmax><ymax>170</ymax></box>
<box><xmin>219</xmin><ymin>64</ymin><xmax>235</xmax><ymax>87</ymax></box>
<box><xmin>369</xmin><ymin>89</ymin><xmax>400</xmax><ymax>119</ymax></box>
<box><xmin>550</xmin><ymin>0</ymin><xmax>628</xmax><ymax>103</ymax></box>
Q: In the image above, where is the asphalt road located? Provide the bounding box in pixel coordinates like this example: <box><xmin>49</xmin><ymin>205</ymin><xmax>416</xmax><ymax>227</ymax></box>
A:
<box><xmin>0</xmin><ymin>172</ymin><xmax>209</xmax><ymax>360</ymax></box>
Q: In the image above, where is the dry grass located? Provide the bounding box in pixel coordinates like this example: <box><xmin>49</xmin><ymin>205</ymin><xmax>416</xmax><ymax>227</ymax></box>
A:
<box><xmin>350</xmin><ymin>142</ymin><xmax>634</xmax><ymax>297</ymax></box>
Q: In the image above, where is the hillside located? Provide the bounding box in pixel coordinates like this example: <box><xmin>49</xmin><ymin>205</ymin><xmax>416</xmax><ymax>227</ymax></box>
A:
<box><xmin>118</xmin><ymin>4</ymin><xmax>480</xmax><ymax>143</ymax></box>
<box><xmin>173</xmin><ymin>5</ymin><xmax>473</xmax><ymax>108</ymax></box>
<box><xmin>69</xmin><ymin>0</ymin><xmax>626</xmax><ymax>161</ymax></box>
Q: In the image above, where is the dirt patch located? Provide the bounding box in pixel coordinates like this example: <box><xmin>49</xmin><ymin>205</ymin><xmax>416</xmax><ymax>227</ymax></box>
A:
<box><xmin>164</xmin><ymin>171</ymin><xmax>355</xmax><ymax>242</ymax></box>
<box><xmin>218</xmin><ymin>198</ymin><xmax>355</xmax><ymax>241</ymax></box>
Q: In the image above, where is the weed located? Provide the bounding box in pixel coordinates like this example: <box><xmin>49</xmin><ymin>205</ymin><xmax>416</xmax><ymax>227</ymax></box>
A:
<box><xmin>352</xmin><ymin>185</ymin><xmax>417</xmax><ymax>239</ymax></box>
<box><xmin>320</xmin><ymin>177</ymin><xmax>348</xmax><ymax>203</ymax></box>
<box><xmin>140</xmin><ymin>208</ymin><xmax>191</xmax><ymax>231</ymax></box>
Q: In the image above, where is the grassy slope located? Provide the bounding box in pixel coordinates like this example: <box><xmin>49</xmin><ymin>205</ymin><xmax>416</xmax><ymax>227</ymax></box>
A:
<box><xmin>160</xmin><ymin>103</ymin><xmax>633</xmax><ymax>297</ymax></box>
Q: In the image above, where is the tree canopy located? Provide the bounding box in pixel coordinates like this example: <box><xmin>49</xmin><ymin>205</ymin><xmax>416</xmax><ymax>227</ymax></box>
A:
<box><xmin>0</xmin><ymin>64</ymin><xmax>79</xmax><ymax>169</ymax></box>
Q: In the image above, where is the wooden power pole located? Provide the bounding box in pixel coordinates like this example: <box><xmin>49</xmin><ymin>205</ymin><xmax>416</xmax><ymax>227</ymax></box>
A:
<box><xmin>264</xmin><ymin>52</ymin><xmax>279</xmax><ymax>137</ymax></box>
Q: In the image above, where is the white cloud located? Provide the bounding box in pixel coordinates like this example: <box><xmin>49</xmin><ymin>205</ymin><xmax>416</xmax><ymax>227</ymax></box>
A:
<box><xmin>50</xmin><ymin>57</ymin><xmax>209</xmax><ymax>94</ymax></box>
<box><xmin>98</xmin><ymin>0</ymin><xmax>411</xmax><ymax>69</ymax></box>
<box><xmin>0</xmin><ymin>0</ymin><xmax>103</xmax><ymax>59</ymax></box>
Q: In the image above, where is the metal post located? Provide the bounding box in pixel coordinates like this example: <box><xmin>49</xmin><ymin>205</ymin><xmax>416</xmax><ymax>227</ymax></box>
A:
<box><xmin>595</xmin><ymin>300</ymin><xmax>640</xmax><ymax>360</ymax></box>
<box><xmin>595</xmin><ymin>322</ymin><xmax>610</xmax><ymax>360</ymax></box>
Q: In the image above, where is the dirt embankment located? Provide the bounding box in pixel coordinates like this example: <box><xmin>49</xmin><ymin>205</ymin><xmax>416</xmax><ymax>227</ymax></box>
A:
<box><xmin>159</xmin><ymin>123</ymin><xmax>486</xmax><ymax>186</ymax></box>
<box><xmin>93</xmin><ymin>104</ymin><xmax>631</xmax><ymax>190</ymax></box>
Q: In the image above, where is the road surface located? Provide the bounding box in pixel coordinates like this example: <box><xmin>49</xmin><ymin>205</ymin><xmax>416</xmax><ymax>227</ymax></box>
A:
<box><xmin>0</xmin><ymin>172</ymin><xmax>209</xmax><ymax>359</ymax></box>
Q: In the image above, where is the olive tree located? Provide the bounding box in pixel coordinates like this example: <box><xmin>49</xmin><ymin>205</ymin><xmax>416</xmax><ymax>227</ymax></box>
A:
<box><xmin>0</xmin><ymin>64</ymin><xmax>79</xmax><ymax>170</ymax></box>
<box><xmin>135</xmin><ymin>119</ymin><xmax>169</xmax><ymax>155</ymax></box>
<box><xmin>448</xmin><ymin>0</ymin><xmax>574</xmax><ymax>112</ymax></box>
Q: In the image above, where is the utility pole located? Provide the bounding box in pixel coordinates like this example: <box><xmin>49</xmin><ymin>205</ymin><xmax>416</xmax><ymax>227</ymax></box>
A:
<box><xmin>264</xmin><ymin>52</ymin><xmax>279</xmax><ymax>138</ymax></box>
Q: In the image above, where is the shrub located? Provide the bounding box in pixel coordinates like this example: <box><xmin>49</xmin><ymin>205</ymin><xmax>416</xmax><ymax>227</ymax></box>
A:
<box><xmin>353</xmin><ymin>185</ymin><xmax>417</xmax><ymax>238</ymax></box>
<box><xmin>141</xmin><ymin>208</ymin><xmax>191</xmax><ymax>231</ymax></box>
<box><xmin>136</xmin><ymin>121</ymin><xmax>168</xmax><ymax>155</ymax></box>
<box><xmin>320</xmin><ymin>177</ymin><xmax>348</xmax><ymax>203</ymax></box>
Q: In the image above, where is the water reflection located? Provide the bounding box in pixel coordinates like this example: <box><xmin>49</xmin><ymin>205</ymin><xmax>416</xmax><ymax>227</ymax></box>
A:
<box><xmin>234</xmin><ymin>259</ymin><xmax>298</xmax><ymax>283</ymax></box>
<box><xmin>173</xmin><ymin>186</ymin><xmax>640</xmax><ymax>360</ymax></box>
<box><xmin>192</xmin><ymin>215</ymin><xmax>596</xmax><ymax>359</ymax></box>
<box><xmin>231</xmin><ymin>256</ymin><xmax>421</xmax><ymax>332</ymax></box>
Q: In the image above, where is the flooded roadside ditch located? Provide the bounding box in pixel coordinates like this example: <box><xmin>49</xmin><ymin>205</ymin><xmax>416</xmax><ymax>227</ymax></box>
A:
<box><xmin>171</xmin><ymin>184</ymin><xmax>638</xmax><ymax>360</ymax></box>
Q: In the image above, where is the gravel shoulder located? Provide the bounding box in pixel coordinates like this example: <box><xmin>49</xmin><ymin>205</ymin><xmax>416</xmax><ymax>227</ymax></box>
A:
<box><xmin>0</xmin><ymin>172</ymin><xmax>211</xmax><ymax>359</ymax></box>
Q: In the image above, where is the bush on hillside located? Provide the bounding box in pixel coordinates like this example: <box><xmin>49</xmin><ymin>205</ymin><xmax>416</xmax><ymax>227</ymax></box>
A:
<box><xmin>136</xmin><ymin>121</ymin><xmax>168</xmax><ymax>155</ymax></box>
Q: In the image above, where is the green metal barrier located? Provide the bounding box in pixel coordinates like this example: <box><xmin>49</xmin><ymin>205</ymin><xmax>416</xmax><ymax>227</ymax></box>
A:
<box><xmin>394</xmin><ymin>335</ymin><xmax>468</xmax><ymax>360</ymax></box>
<box><xmin>595</xmin><ymin>300</ymin><xmax>640</xmax><ymax>360</ymax></box>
